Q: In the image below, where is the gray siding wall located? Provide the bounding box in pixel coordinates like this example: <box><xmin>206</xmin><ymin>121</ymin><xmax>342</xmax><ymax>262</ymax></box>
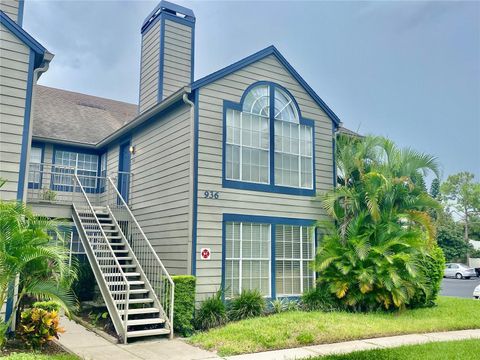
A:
<box><xmin>0</xmin><ymin>23</ymin><xmax>30</xmax><ymax>200</ymax></box>
<box><xmin>161</xmin><ymin>19</ymin><xmax>192</xmax><ymax>100</ymax></box>
<box><xmin>130</xmin><ymin>104</ymin><xmax>192</xmax><ymax>275</ymax></box>
<box><xmin>139</xmin><ymin>21</ymin><xmax>160</xmax><ymax>114</ymax></box>
<box><xmin>0</xmin><ymin>0</ymin><xmax>20</xmax><ymax>23</ymax></box>
<box><xmin>195</xmin><ymin>55</ymin><xmax>334</xmax><ymax>300</ymax></box>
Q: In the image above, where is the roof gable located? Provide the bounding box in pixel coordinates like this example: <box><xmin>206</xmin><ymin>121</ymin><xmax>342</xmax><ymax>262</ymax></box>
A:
<box><xmin>0</xmin><ymin>10</ymin><xmax>46</xmax><ymax>61</ymax></box>
<box><xmin>191</xmin><ymin>45</ymin><xmax>341</xmax><ymax>126</ymax></box>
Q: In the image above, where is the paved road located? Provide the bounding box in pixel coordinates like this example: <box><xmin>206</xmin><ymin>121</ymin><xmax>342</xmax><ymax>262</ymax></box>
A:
<box><xmin>440</xmin><ymin>277</ymin><xmax>480</xmax><ymax>299</ymax></box>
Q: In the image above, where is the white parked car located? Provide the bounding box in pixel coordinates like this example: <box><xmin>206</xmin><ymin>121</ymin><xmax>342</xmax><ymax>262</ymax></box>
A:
<box><xmin>474</xmin><ymin>284</ymin><xmax>480</xmax><ymax>299</ymax></box>
<box><xmin>444</xmin><ymin>263</ymin><xmax>476</xmax><ymax>279</ymax></box>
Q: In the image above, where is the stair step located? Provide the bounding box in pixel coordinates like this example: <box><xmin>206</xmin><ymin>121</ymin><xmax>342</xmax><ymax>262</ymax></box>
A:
<box><xmin>107</xmin><ymin>280</ymin><xmax>144</xmax><ymax>286</ymax></box>
<box><xmin>101</xmin><ymin>264</ymin><xmax>136</xmax><ymax>269</ymax></box>
<box><xmin>96</xmin><ymin>249</ymin><xmax>129</xmax><ymax>254</ymax></box>
<box><xmin>115</xmin><ymin>257</ymin><xmax>133</xmax><ymax>261</ymax></box>
<box><xmin>109</xmin><ymin>243</ymin><xmax>125</xmax><ymax>247</ymax></box>
<box><xmin>111</xmin><ymin>288</ymin><xmax>148</xmax><ymax>295</ymax></box>
<box><xmin>126</xmin><ymin>318</ymin><xmax>165</xmax><ymax>326</ymax></box>
<box><xmin>102</xmin><ymin>229</ymin><xmax>118</xmax><ymax>233</ymax></box>
<box><xmin>105</xmin><ymin>272</ymin><xmax>140</xmax><ymax>278</ymax></box>
<box><xmin>119</xmin><ymin>307</ymin><xmax>159</xmax><ymax>316</ymax></box>
<box><xmin>115</xmin><ymin>298</ymin><xmax>153</xmax><ymax>305</ymax></box>
<box><xmin>127</xmin><ymin>328</ymin><xmax>170</xmax><ymax>338</ymax></box>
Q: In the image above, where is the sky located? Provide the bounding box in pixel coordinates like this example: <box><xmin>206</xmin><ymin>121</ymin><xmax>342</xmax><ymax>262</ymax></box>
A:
<box><xmin>23</xmin><ymin>0</ymin><xmax>480</xmax><ymax>182</ymax></box>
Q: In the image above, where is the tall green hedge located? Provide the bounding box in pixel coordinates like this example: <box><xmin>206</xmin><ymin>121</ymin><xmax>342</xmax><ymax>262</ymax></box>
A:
<box><xmin>172</xmin><ymin>275</ymin><xmax>196</xmax><ymax>336</ymax></box>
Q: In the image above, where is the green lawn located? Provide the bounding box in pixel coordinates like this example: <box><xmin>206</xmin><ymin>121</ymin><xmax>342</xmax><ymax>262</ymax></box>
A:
<box><xmin>189</xmin><ymin>296</ymin><xmax>480</xmax><ymax>356</ymax></box>
<box><xmin>316</xmin><ymin>339</ymin><xmax>480</xmax><ymax>360</ymax></box>
<box><xmin>2</xmin><ymin>355</ymin><xmax>77</xmax><ymax>360</ymax></box>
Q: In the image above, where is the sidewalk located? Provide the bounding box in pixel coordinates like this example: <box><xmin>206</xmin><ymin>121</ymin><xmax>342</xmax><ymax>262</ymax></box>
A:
<box><xmin>56</xmin><ymin>317</ymin><xmax>480</xmax><ymax>360</ymax></box>
<box><xmin>224</xmin><ymin>329</ymin><xmax>480</xmax><ymax>360</ymax></box>
<box><xmin>56</xmin><ymin>317</ymin><xmax>219</xmax><ymax>360</ymax></box>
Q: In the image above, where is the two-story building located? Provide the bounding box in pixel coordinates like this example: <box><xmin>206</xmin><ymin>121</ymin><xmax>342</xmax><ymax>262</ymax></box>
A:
<box><xmin>1</xmin><ymin>1</ymin><xmax>345</xmax><ymax>342</ymax></box>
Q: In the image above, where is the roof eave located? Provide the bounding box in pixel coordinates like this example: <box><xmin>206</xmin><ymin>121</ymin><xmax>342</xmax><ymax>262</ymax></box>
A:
<box><xmin>0</xmin><ymin>10</ymin><xmax>50</xmax><ymax>67</ymax></box>
<box><xmin>96</xmin><ymin>86</ymin><xmax>191</xmax><ymax>148</ymax></box>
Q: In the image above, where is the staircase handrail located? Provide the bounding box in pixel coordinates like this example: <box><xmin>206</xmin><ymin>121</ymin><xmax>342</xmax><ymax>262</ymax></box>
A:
<box><xmin>106</xmin><ymin>176</ymin><xmax>175</xmax><ymax>336</ymax></box>
<box><xmin>73</xmin><ymin>174</ymin><xmax>130</xmax><ymax>341</ymax></box>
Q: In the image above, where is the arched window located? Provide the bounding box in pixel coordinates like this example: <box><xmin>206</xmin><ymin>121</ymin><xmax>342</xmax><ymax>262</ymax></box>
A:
<box><xmin>226</xmin><ymin>85</ymin><xmax>270</xmax><ymax>183</ymax></box>
<box><xmin>274</xmin><ymin>88</ymin><xmax>313</xmax><ymax>189</ymax></box>
<box><xmin>225</xmin><ymin>82</ymin><xmax>314</xmax><ymax>191</ymax></box>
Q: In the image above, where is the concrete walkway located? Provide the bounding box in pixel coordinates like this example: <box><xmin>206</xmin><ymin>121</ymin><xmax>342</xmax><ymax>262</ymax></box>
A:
<box><xmin>224</xmin><ymin>329</ymin><xmax>480</xmax><ymax>360</ymax></box>
<box><xmin>56</xmin><ymin>317</ymin><xmax>219</xmax><ymax>360</ymax></box>
<box><xmin>56</xmin><ymin>317</ymin><xmax>480</xmax><ymax>360</ymax></box>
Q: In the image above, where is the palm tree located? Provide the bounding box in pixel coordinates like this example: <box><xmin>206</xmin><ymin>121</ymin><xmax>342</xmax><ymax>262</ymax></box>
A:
<box><xmin>316</xmin><ymin>135</ymin><xmax>441</xmax><ymax>310</ymax></box>
<box><xmin>0</xmin><ymin>201</ymin><xmax>77</xmax><ymax>344</ymax></box>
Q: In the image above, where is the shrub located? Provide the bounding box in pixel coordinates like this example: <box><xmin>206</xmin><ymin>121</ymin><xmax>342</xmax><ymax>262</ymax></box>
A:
<box><xmin>410</xmin><ymin>245</ymin><xmax>445</xmax><ymax>308</ymax></box>
<box><xmin>228</xmin><ymin>289</ymin><xmax>265</xmax><ymax>321</ymax></box>
<box><xmin>72</xmin><ymin>256</ymin><xmax>95</xmax><ymax>302</ymax></box>
<box><xmin>195</xmin><ymin>290</ymin><xmax>227</xmax><ymax>331</ymax></box>
<box><xmin>33</xmin><ymin>301</ymin><xmax>61</xmax><ymax>312</ymax></box>
<box><xmin>172</xmin><ymin>275</ymin><xmax>196</xmax><ymax>336</ymax></box>
<box><xmin>269</xmin><ymin>299</ymin><xmax>286</xmax><ymax>314</ymax></box>
<box><xmin>17</xmin><ymin>308</ymin><xmax>64</xmax><ymax>349</ymax></box>
<box><xmin>302</xmin><ymin>285</ymin><xmax>340</xmax><ymax>312</ymax></box>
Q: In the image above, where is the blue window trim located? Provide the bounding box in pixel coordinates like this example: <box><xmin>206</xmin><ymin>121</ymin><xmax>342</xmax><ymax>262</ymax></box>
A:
<box><xmin>51</xmin><ymin>145</ymin><xmax>101</xmax><ymax>194</ymax></box>
<box><xmin>17</xmin><ymin>0</ymin><xmax>25</xmax><ymax>26</ymax></box>
<box><xmin>221</xmin><ymin>213</ymin><xmax>316</xmax><ymax>301</ymax></box>
<box><xmin>28</xmin><ymin>142</ymin><xmax>45</xmax><ymax>190</ymax></box>
<box><xmin>222</xmin><ymin>81</ymin><xmax>316</xmax><ymax>196</ymax></box>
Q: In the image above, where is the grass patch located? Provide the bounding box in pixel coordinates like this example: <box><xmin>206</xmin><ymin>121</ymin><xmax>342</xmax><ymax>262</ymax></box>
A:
<box><xmin>2</xmin><ymin>354</ymin><xmax>78</xmax><ymax>360</ymax></box>
<box><xmin>315</xmin><ymin>339</ymin><xmax>480</xmax><ymax>360</ymax></box>
<box><xmin>189</xmin><ymin>296</ymin><xmax>480</xmax><ymax>356</ymax></box>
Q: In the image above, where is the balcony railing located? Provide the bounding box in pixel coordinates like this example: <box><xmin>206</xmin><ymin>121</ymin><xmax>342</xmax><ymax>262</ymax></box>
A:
<box><xmin>26</xmin><ymin>163</ymin><xmax>131</xmax><ymax>206</ymax></box>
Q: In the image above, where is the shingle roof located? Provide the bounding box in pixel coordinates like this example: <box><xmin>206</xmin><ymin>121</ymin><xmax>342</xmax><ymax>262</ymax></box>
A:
<box><xmin>338</xmin><ymin>126</ymin><xmax>362</xmax><ymax>138</ymax></box>
<box><xmin>32</xmin><ymin>85</ymin><xmax>137</xmax><ymax>145</ymax></box>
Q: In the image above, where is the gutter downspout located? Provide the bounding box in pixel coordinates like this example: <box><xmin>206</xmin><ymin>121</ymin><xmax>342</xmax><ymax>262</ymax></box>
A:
<box><xmin>183</xmin><ymin>93</ymin><xmax>195</xmax><ymax>275</ymax></box>
<box><xmin>21</xmin><ymin>52</ymin><xmax>54</xmax><ymax>202</ymax></box>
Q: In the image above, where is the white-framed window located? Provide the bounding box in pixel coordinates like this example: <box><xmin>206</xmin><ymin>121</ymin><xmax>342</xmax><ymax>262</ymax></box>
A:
<box><xmin>274</xmin><ymin>88</ymin><xmax>313</xmax><ymax>189</ymax></box>
<box><xmin>224</xmin><ymin>83</ymin><xmax>314</xmax><ymax>191</ymax></box>
<box><xmin>28</xmin><ymin>146</ymin><xmax>43</xmax><ymax>187</ymax></box>
<box><xmin>275</xmin><ymin>225</ymin><xmax>315</xmax><ymax>296</ymax></box>
<box><xmin>53</xmin><ymin>150</ymin><xmax>99</xmax><ymax>190</ymax></box>
<box><xmin>226</xmin><ymin>85</ymin><xmax>270</xmax><ymax>184</ymax></box>
<box><xmin>224</xmin><ymin>222</ymin><xmax>271</xmax><ymax>298</ymax></box>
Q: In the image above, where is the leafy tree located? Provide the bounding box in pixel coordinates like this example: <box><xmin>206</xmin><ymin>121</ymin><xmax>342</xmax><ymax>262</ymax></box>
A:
<box><xmin>468</xmin><ymin>215</ymin><xmax>480</xmax><ymax>241</ymax></box>
<box><xmin>440</xmin><ymin>172</ymin><xmax>480</xmax><ymax>242</ymax></box>
<box><xmin>0</xmin><ymin>201</ymin><xmax>77</xmax><ymax>346</ymax></box>
<box><xmin>430</xmin><ymin>178</ymin><xmax>440</xmax><ymax>199</ymax></box>
<box><xmin>316</xmin><ymin>135</ymin><xmax>441</xmax><ymax>311</ymax></box>
<box><xmin>435</xmin><ymin>212</ymin><xmax>473</xmax><ymax>262</ymax></box>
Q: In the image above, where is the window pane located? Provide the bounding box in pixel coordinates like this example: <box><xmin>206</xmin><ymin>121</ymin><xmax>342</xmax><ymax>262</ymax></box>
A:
<box><xmin>243</xmin><ymin>85</ymin><xmax>270</xmax><ymax>116</ymax></box>
<box><xmin>275</xmin><ymin>225</ymin><xmax>315</xmax><ymax>296</ymax></box>
<box><xmin>225</xmin><ymin>222</ymin><xmax>271</xmax><ymax>298</ymax></box>
<box><xmin>274</xmin><ymin>88</ymin><xmax>298</xmax><ymax>123</ymax></box>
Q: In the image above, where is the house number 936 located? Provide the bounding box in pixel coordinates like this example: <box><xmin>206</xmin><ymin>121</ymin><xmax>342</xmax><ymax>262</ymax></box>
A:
<box><xmin>204</xmin><ymin>191</ymin><xmax>219</xmax><ymax>199</ymax></box>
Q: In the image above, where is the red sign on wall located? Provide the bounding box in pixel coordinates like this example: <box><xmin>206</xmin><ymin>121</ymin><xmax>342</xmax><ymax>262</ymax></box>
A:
<box><xmin>200</xmin><ymin>248</ymin><xmax>211</xmax><ymax>260</ymax></box>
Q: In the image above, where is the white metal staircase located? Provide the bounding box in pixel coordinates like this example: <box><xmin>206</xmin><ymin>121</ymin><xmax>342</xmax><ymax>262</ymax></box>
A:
<box><xmin>71</xmin><ymin>174</ymin><xmax>174</xmax><ymax>343</ymax></box>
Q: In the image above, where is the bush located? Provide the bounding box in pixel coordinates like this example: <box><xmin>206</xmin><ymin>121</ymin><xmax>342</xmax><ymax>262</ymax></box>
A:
<box><xmin>410</xmin><ymin>245</ymin><xmax>445</xmax><ymax>308</ymax></box>
<box><xmin>17</xmin><ymin>308</ymin><xmax>64</xmax><ymax>349</ymax></box>
<box><xmin>72</xmin><ymin>256</ymin><xmax>95</xmax><ymax>302</ymax></box>
<box><xmin>171</xmin><ymin>275</ymin><xmax>196</xmax><ymax>336</ymax></box>
<box><xmin>195</xmin><ymin>290</ymin><xmax>227</xmax><ymax>330</ymax></box>
<box><xmin>302</xmin><ymin>285</ymin><xmax>340</xmax><ymax>312</ymax></box>
<box><xmin>33</xmin><ymin>301</ymin><xmax>61</xmax><ymax>312</ymax></box>
<box><xmin>228</xmin><ymin>289</ymin><xmax>265</xmax><ymax>321</ymax></box>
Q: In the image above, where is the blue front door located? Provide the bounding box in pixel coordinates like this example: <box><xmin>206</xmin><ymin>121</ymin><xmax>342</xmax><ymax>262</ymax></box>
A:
<box><xmin>118</xmin><ymin>141</ymin><xmax>131</xmax><ymax>203</ymax></box>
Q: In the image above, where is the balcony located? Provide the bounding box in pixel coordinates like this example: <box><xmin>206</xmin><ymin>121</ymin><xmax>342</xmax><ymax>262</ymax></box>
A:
<box><xmin>26</xmin><ymin>163</ymin><xmax>131</xmax><ymax>207</ymax></box>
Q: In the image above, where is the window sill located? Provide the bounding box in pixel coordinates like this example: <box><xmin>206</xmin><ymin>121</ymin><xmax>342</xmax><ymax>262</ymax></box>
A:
<box><xmin>223</xmin><ymin>178</ymin><xmax>316</xmax><ymax>196</ymax></box>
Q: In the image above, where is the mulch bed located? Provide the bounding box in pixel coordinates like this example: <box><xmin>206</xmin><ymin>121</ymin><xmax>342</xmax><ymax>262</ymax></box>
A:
<box><xmin>1</xmin><ymin>338</ymin><xmax>66</xmax><ymax>356</ymax></box>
